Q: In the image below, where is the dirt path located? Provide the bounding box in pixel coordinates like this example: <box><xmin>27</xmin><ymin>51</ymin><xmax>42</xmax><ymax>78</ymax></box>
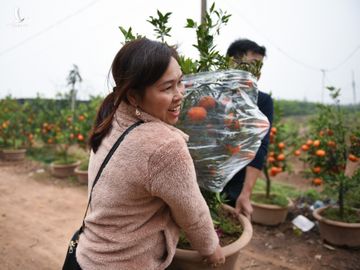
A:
<box><xmin>0</xmin><ymin>161</ymin><xmax>87</xmax><ymax>270</ymax></box>
<box><xmin>0</xmin><ymin>160</ymin><xmax>359</xmax><ymax>270</ymax></box>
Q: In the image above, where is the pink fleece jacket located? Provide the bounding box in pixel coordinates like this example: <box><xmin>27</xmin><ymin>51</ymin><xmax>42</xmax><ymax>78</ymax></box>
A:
<box><xmin>76</xmin><ymin>102</ymin><xmax>219</xmax><ymax>270</ymax></box>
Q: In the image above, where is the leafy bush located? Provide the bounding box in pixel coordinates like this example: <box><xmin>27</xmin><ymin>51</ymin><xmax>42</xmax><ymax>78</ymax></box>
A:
<box><xmin>0</xmin><ymin>96</ymin><xmax>32</xmax><ymax>149</ymax></box>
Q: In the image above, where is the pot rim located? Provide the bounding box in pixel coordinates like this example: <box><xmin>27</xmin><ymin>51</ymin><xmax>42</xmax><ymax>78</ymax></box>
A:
<box><xmin>74</xmin><ymin>167</ymin><xmax>88</xmax><ymax>174</ymax></box>
<box><xmin>51</xmin><ymin>160</ymin><xmax>80</xmax><ymax>168</ymax></box>
<box><xmin>313</xmin><ymin>206</ymin><xmax>360</xmax><ymax>227</ymax></box>
<box><xmin>174</xmin><ymin>204</ymin><xmax>253</xmax><ymax>261</ymax></box>
<box><xmin>1</xmin><ymin>148</ymin><xmax>27</xmax><ymax>153</ymax></box>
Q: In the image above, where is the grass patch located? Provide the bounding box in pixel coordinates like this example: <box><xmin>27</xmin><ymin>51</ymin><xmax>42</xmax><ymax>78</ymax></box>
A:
<box><xmin>52</xmin><ymin>157</ymin><xmax>78</xmax><ymax>165</ymax></box>
<box><xmin>322</xmin><ymin>207</ymin><xmax>360</xmax><ymax>223</ymax></box>
<box><xmin>251</xmin><ymin>193</ymin><xmax>289</xmax><ymax>207</ymax></box>
<box><xmin>301</xmin><ymin>188</ymin><xmax>322</xmax><ymax>203</ymax></box>
<box><xmin>78</xmin><ymin>158</ymin><xmax>89</xmax><ymax>170</ymax></box>
<box><xmin>26</xmin><ymin>146</ymin><xmax>57</xmax><ymax>164</ymax></box>
<box><xmin>26</xmin><ymin>145</ymin><xmax>88</xmax><ymax>165</ymax></box>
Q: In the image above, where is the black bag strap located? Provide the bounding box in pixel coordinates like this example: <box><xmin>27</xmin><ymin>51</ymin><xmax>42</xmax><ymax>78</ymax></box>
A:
<box><xmin>79</xmin><ymin>120</ymin><xmax>143</xmax><ymax>233</ymax></box>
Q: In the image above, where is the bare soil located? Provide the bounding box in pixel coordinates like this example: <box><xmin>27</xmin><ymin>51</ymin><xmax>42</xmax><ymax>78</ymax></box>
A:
<box><xmin>0</xmin><ymin>159</ymin><xmax>359</xmax><ymax>270</ymax></box>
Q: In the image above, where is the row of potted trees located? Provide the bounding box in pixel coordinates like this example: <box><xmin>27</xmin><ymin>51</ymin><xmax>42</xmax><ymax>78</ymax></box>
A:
<box><xmin>0</xmin><ymin>95</ymin><xmax>102</xmax><ymax>184</ymax></box>
<box><xmin>249</xmin><ymin>86</ymin><xmax>360</xmax><ymax>248</ymax></box>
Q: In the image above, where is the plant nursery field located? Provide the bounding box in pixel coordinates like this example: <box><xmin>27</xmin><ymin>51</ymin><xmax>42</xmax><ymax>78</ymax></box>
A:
<box><xmin>0</xmin><ymin>158</ymin><xmax>359</xmax><ymax>270</ymax></box>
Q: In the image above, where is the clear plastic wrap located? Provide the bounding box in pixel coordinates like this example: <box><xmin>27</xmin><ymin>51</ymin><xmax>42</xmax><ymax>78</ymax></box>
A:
<box><xmin>177</xmin><ymin>69</ymin><xmax>270</xmax><ymax>192</ymax></box>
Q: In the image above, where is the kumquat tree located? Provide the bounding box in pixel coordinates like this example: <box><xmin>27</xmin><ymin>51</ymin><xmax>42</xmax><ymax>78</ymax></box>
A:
<box><xmin>261</xmin><ymin>100</ymin><xmax>299</xmax><ymax>206</ymax></box>
<box><xmin>298</xmin><ymin>87</ymin><xmax>360</xmax><ymax>222</ymax></box>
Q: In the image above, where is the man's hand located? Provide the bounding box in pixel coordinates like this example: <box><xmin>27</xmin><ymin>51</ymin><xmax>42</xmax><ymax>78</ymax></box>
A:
<box><xmin>235</xmin><ymin>192</ymin><xmax>253</xmax><ymax>219</ymax></box>
<box><xmin>234</xmin><ymin>166</ymin><xmax>262</xmax><ymax>219</ymax></box>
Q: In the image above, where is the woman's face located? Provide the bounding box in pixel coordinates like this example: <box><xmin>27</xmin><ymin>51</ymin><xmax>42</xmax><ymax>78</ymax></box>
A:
<box><xmin>138</xmin><ymin>57</ymin><xmax>184</xmax><ymax>125</ymax></box>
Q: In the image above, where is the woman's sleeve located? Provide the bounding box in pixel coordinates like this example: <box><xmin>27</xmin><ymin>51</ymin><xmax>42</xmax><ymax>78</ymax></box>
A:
<box><xmin>148</xmin><ymin>138</ymin><xmax>219</xmax><ymax>256</ymax></box>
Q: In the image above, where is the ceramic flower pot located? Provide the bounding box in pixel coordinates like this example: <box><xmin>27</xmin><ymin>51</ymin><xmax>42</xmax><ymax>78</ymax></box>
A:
<box><xmin>1</xmin><ymin>148</ymin><xmax>26</xmax><ymax>161</ymax></box>
<box><xmin>50</xmin><ymin>160</ymin><xmax>80</xmax><ymax>178</ymax></box>
<box><xmin>313</xmin><ymin>206</ymin><xmax>360</xmax><ymax>248</ymax></box>
<box><xmin>74</xmin><ymin>167</ymin><xmax>88</xmax><ymax>184</ymax></box>
<box><xmin>167</xmin><ymin>204</ymin><xmax>253</xmax><ymax>270</ymax></box>
<box><xmin>251</xmin><ymin>193</ymin><xmax>292</xmax><ymax>226</ymax></box>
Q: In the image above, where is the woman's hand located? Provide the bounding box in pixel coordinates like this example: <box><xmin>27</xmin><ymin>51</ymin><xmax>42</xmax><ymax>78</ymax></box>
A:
<box><xmin>203</xmin><ymin>244</ymin><xmax>225</xmax><ymax>268</ymax></box>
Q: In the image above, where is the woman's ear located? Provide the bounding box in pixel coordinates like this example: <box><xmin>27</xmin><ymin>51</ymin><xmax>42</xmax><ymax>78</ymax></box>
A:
<box><xmin>126</xmin><ymin>89</ymin><xmax>139</xmax><ymax>107</ymax></box>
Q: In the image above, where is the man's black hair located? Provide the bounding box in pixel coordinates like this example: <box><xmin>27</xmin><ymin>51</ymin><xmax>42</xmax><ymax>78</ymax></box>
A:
<box><xmin>227</xmin><ymin>39</ymin><xmax>266</xmax><ymax>58</ymax></box>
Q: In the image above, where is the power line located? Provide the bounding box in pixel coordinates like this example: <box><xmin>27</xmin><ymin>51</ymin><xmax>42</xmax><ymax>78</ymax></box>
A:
<box><xmin>327</xmin><ymin>45</ymin><xmax>360</xmax><ymax>72</ymax></box>
<box><xmin>0</xmin><ymin>0</ymin><xmax>101</xmax><ymax>57</ymax></box>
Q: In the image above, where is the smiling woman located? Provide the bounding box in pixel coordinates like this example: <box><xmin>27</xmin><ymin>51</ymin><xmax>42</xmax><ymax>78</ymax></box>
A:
<box><xmin>64</xmin><ymin>38</ymin><xmax>225</xmax><ymax>270</ymax></box>
<box><xmin>128</xmin><ymin>57</ymin><xmax>185</xmax><ymax>126</ymax></box>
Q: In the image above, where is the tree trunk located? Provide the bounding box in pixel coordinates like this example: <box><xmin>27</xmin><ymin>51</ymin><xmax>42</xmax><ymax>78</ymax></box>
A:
<box><xmin>263</xmin><ymin>163</ymin><xmax>271</xmax><ymax>199</ymax></box>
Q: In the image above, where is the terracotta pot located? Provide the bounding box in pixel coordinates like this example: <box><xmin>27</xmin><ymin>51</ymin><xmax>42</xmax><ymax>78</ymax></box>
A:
<box><xmin>50</xmin><ymin>160</ymin><xmax>80</xmax><ymax>178</ymax></box>
<box><xmin>167</xmin><ymin>204</ymin><xmax>253</xmax><ymax>270</ymax></box>
<box><xmin>313</xmin><ymin>206</ymin><xmax>360</xmax><ymax>248</ymax></box>
<box><xmin>74</xmin><ymin>167</ymin><xmax>88</xmax><ymax>184</ymax></box>
<box><xmin>1</xmin><ymin>148</ymin><xmax>26</xmax><ymax>161</ymax></box>
<box><xmin>251</xmin><ymin>194</ymin><xmax>292</xmax><ymax>226</ymax></box>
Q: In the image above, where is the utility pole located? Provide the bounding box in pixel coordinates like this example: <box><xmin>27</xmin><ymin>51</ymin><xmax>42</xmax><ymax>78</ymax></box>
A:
<box><xmin>201</xmin><ymin>0</ymin><xmax>207</xmax><ymax>24</ymax></box>
<box><xmin>352</xmin><ymin>70</ymin><xmax>356</xmax><ymax>105</ymax></box>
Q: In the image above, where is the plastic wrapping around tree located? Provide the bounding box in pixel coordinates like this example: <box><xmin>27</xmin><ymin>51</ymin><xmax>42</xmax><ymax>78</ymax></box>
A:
<box><xmin>177</xmin><ymin>70</ymin><xmax>270</xmax><ymax>192</ymax></box>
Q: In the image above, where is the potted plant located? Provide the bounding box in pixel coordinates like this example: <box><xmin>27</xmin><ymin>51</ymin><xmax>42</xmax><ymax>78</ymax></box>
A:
<box><xmin>48</xmin><ymin>109</ymin><xmax>80</xmax><ymax>178</ymax></box>
<box><xmin>250</xmin><ymin>97</ymin><xmax>298</xmax><ymax>225</ymax></box>
<box><xmin>300</xmin><ymin>87</ymin><xmax>360</xmax><ymax>247</ymax></box>
<box><xmin>0</xmin><ymin>96</ymin><xmax>32</xmax><ymax>161</ymax></box>
<box><xmin>172</xmin><ymin>5</ymin><xmax>260</xmax><ymax>268</ymax></box>
<box><xmin>33</xmin><ymin>95</ymin><xmax>70</xmax><ymax>165</ymax></box>
<box><xmin>47</xmin><ymin>66</ymin><xmax>86</xmax><ymax>178</ymax></box>
<box><xmin>170</xmin><ymin>63</ymin><xmax>267</xmax><ymax>267</ymax></box>
<box><xmin>168</xmin><ymin>192</ymin><xmax>252</xmax><ymax>270</ymax></box>
<box><xmin>72</xmin><ymin>97</ymin><xmax>101</xmax><ymax>184</ymax></box>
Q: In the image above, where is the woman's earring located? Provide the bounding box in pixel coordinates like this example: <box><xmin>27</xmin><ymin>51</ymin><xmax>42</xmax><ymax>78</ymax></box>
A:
<box><xmin>135</xmin><ymin>107</ymin><xmax>141</xmax><ymax>117</ymax></box>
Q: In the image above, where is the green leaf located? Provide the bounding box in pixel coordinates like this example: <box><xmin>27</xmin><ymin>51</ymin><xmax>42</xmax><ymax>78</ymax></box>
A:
<box><xmin>157</xmin><ymin>9</ymin><xmax>163</xmax><ymax>19</ymax></box>
<box><xmin>210</xmin><ymin>2</ymin><xmax>215</xmax><ymax>13</ymax></box>
<box><xmin>186</xmin><ymin>18</ymin><xmax>196</xmax><ymax>28</ymax></box>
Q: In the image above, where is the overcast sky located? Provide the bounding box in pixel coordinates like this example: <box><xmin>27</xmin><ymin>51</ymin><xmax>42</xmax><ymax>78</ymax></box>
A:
<box><xmin>1</xmin><ymin>0</ymin><xmax>359</xmax><ymax>104</ymax></box>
